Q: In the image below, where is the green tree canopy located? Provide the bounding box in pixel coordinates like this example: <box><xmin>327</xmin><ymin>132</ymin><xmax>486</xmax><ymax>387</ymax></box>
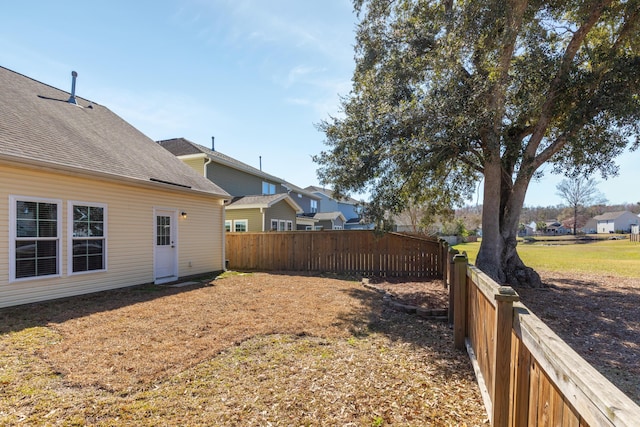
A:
<box><xmin>315</xmin><ymin>0</ymin><xmax>640</xmax><ymax>286</ymax></box>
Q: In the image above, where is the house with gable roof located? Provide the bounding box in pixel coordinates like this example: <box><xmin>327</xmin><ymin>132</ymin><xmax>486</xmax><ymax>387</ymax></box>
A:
<box><xmin>0</xmin><ymin>67</ymin><xmax>230</xmax><ymax>308</ymax></box>
<box><xmin>593</xmin><ymin>211</ymin><xmax>639</xmax><ymax>233</ymax></box>
<box><xmin>158</xmin><ymin>138</ymin><xmax>319</xmax><ymax>232</ymax></box>
<box><xmin>304</xmin><ymin>186</ymin><xmax>374</xmax><ymax>230</ymax></box>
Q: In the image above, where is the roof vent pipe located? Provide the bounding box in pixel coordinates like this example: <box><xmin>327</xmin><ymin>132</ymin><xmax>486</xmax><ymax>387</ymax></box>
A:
<box><xmin>68</xmin><ymin>71</ymin><xmax>78</xmax><ymax>105</ymax></box>
<box><xmin>211</xmin><ymin>136</ymin><xmax>215</xmax><ymax>151</ymax></box>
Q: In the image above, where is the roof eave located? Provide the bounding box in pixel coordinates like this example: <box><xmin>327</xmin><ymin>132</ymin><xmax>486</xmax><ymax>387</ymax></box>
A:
<box><xmin>0</xmin><ymin>154</ymin><xmax>230</xmax><ymax>200</ymax></box>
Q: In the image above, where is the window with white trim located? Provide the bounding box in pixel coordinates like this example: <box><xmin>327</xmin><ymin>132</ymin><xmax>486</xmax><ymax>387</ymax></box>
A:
<box><xmin>286</xmin><ymin>221</ymin><xmax>293</xmax><ymax>231</ymax></box>
<box><xmin>11</xmin><ymin>196</ymin><xmax>62</xmax><ymax>280</ymax></box>
<box><xmin>279</xmin><ymin>220</ymin><xmax>286</xmax><ymax>231</ymax></box>
<box><xmin>225</xmin><ymin>220</ymin><xmax>231</xmax><ymax>232</ymax></box>
<box><xmin>271</xmin><ymin>219</ymin><xmax>278</xmax><ymax>231</ymax></box>
<box><xmin>234</xmin><ymin>220</ymin><xmax>248</xmax><ymax>232</ymax></box>
<box><xmin>70</xmin><ymin>202</ymin><xmax>106</xmax><ymax>273</ymax></box>
<box><xmin>310</xmin><ymin>200</ymin><xmax>318</xmax><ymax>213</ymax></box>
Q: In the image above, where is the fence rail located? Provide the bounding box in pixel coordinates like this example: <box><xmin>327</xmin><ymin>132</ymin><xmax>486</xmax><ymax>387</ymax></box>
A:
<box><xmin>447</xmin><ymin>254</ymin><xmax>640</xmax><ymax>426</ymax></box>
<box><xmin>225</xmin><ymin>230</ymin><xmax>445</xmax><ymax>278</ymax></box>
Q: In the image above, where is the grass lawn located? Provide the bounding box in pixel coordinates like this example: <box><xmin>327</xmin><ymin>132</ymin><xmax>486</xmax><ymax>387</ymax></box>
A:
<box><xmin>454</xmin><ymin>238</ymin><xmax>640</xmax><ymax>277</ymax></box>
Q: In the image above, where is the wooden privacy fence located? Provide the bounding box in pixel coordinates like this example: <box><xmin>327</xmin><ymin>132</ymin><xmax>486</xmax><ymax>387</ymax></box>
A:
<box><xmin>447</xmin><ymin>254</ymin><xmax>640</xmax><ymax>426</ymax></box>
<box><xmin>225</xmin><ymin>230</ymin><xmax>446</xmax><ymax>278</ymax></box>
<box><xmin>631</xmin><ymin>234</ymin><xmax>640</xmax><ymax>243</ymax></box>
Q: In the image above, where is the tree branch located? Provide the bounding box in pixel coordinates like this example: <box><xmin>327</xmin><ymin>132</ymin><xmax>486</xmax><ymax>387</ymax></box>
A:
<box><xmin>522</xmin><ymin>0</ymin><xmax>614</xmax><ymax>162</ymax></box>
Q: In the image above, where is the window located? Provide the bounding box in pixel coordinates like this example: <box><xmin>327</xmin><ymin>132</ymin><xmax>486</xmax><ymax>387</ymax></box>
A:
<box><xmin>11</xmin><ymin>196</ymin><xmax>61</xmax><ymax>280</ymax></box>
<box><xmin>234</xmin><ymin>220</ymin><xmax>248</xmax><ymax>232</ymax></box>
<box><xmin>279</xmin><ymin>220</ymin><xmax>286</xmax><ymax>231</ymax></box>
<box><xmin>286</xmin><ymin>221</ymin><xmax>293</xmax><ymax>231</ymax></box>
<box><xmin>310</xmin><ymin>200</ymin><xmax>318</xmax><ymax>213</ymax></box>
<box><xmin>262</xmin><ymin>181</ymin><xmax>276</xmax><ymax>195</ymax></box>
<box><xmin>225</xmin><ymin>220</ymin><xmax>231</xmax><ymax>232</ymax></box>
<box><xmin>70</xmin><ymin>203</ymin><xmax>106</xmax><ymax>273</ymax></box>
<box><xmin>271</xmin><ymin>219</ymin><xmax>278</xmax><ymax>231</ymax></box>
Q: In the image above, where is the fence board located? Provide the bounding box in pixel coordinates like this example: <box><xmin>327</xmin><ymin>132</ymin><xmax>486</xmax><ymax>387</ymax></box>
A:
<box><xmin>226</xmin><ymin>230</ymin><xmax>443</xmax><ymax>278</ymax></box>
<box><xmin>453</xmin><ymin>255</ymin><xmax>640</xmax><ymax>427</ymax></box>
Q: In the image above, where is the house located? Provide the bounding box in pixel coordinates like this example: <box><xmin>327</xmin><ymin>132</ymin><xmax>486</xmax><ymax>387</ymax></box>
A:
<box><xmin>540</xmin><ymin>220</ymin><xmax>570</xmax><ymax>235</ymax></box>
<box><xmin>225</xmin><ymin>194</ymin><xmax>302</xmax><ymax>232</ymax></box>
<box><xmin>0</xmin><ymin>67</ymin><xmax>230</xmax><ymax>308</ymax></box>
<box><xmin>302</xmin><ymin>212</ymin><xmax>347</xmax><ymax>230</ymax></box>
<box><xmin>518</xmin><ymin>223</ymin><xmax>535</xmax><ymax>237</ymax></box>
<box><xmin>305</xmin><ymin>186</ymin><xmax>361</xmax><ymax>220</ymax></box>
<box><xmin>158</xmin><ymin>138</ymin><xmax>317</xmax><ymax>231</ymax></box>
<box><xmin>304</xmin><ymin>185</ymin><xmax>374</xmax><ymax>229</ymax></box>
<box><xmin>582</xmin><ymin>218</ymin><xmax>598</xmax><ymax>234</ymax></box>
<box><xmin>593</xmin><ymin>211</ymin><xmax>639</xmax><ymax>233</ymax></box>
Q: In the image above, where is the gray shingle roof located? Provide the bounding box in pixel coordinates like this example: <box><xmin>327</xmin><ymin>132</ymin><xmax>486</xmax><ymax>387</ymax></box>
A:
<box><xmin>158</xmin><ymin>137</ymin><xmax>284</xmax><ymax>184</ymax></box>
<box><xmin>0</xmin><ymin>67</ymin><xmax>229</xmax><ymax>198</ymax></box>
<box><xmin>594</xmin><ymin>211</ymin><xmax>632</xmax><ymax>221</ymax></box>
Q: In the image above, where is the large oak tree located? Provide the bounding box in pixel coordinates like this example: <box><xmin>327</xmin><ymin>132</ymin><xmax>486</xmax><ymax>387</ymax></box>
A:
<box><xmin>314</xmin><ymin>0</ymin><xmax>640</xmax><ymax>286</ymax></box>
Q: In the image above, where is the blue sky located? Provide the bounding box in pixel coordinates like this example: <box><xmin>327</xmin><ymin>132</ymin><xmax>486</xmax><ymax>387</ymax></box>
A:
<box><xmin>1</xmin><ymin>1</ymin><xmax>638</xmax><ymax>208</ymax></box>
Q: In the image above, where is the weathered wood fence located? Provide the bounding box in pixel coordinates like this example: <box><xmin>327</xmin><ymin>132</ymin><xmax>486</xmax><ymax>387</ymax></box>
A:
<box><xmin>225</xmin><ymin>230</ymin><xmax>446</xmax><ymax>278</ymax></box>
<box><xmin>631</xmin><ymin>233</ymin><xmax>640</xmax><ymax>243</ymax></box>
<box><xmin>446</xmin><ymin>253</ymin><xmax>640</xmax><ymax>426</ymax></box>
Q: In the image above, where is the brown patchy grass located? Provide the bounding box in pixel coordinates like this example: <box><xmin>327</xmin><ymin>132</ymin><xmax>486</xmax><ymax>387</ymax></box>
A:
<box><xmin>0</xmin><ymin>272</ymin><xmax>487</xmax><ymax>426</ymax></box>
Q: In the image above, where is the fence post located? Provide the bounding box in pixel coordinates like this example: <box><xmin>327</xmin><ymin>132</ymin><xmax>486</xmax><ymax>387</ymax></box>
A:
<box><xmin>440</xmin><ymin>240</ymin><xmax>449</xmax><ymax>280</ymax></box>
<box><xmin>453</xmin><ymin>253</ymin><xmax>468</xmax><ymax>350</ymax></box>
<box><xmin>448</xmin><ymin>247</ymin><xmax>460</xmax><ymax>324</ymax></box>
<box><xmin>492</xmin><ymin>286</ymin><xmax>519</xmax><ymax>427</ymax></box>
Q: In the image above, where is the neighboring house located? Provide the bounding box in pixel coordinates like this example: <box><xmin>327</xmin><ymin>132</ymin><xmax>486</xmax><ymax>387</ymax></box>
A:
<box><xmin>158</xmin><ymin>138</ymin><xmax>318</xmax><ymax>230</ymax></box>
<box><xmin>303</xmin><ymin>212</ymin><xmax>347</xmax><ymax>230</ymax></box>
<box><xmin>0</xmin><ymin>67</ymin><xmax>229</xmax><ymax>308</ymax></box>
<box><xmin>540</xmin><ymin>220</ymin><xmax>570</xmax><ymax>235</ymax></box>
<box><xmin>518</xmin><ymin>223</ymin><xmax>535</xmax><ymax>237</ymax></box>
<box><xmin>582</xmin><ymin>218</ymin><xmax>598</xmax><ymax>234</ymax></box>
<box><xmin>593</xmin><ymin>211</ymin><xmax>639</xmax><ymax>233</ymax></box>
<box><xmin>305</xmin><ymin>186</ymin><xmax>361</xmax><ymax>220</ymax></box>
<box><xmin>225</xmin><ymin>194</ymin><xmax>302</xmax><ymax>232</ymax></box>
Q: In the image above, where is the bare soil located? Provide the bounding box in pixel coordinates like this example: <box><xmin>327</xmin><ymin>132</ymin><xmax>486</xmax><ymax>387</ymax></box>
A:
<box><xmin>0</xmin><ymin>272</ymin><xmax>487</xmax><ymax>426</ymax></box>
<box><xmin>515</xmin><ymin>271</ymin><xmax>640</xmax><ymax>405</ymax></box>
<box><xmin>383</xmin><ymin>271</ymin><xmax>640</xmax><ymax>406</ymax></box>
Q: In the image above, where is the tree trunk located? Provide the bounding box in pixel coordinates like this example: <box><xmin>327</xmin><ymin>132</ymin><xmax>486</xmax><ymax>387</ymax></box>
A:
<box><xmin>476</xmin><ymin>152</ymin><xmax>506</xmax><ymax>283</ymax></box>
<box><xmin>476</xmin><ymin>157</ymin><xmax>543</xmax><ymax>288</ymax></box>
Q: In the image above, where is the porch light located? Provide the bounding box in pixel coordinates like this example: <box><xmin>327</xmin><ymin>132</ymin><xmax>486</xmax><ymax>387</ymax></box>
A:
<box><xmin>181</xmin><ymin>211</ymin><xmax>187</xmax><ymax>219</ymax></box>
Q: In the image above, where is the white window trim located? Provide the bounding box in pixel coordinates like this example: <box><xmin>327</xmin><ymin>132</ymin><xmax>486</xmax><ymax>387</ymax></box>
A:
<box><xmin>286</xmin><ymin>220</ymin><xmax>293</xmax><ymax>231</ymax></box>
<box><xmin>67</xmin><ymin>201</ymin><xmax>108</xmax><ymax>275</ymax></box>
<box><xmin>225</xmin><ymin>220</ymin><xmax>232</xmax><ymax>232</ymax></box>
<box><xmin>271</xmin><ymin>219</ymin><xmax>278</xmax><ymax>231</ymax></box>
<box><xmin>9</xmin><ymin>195</ymin><xmax>63</xmax><ymax>282</ymax></box>
<box><xmin>278</xmin><ymin>220</ymin><xmax>286</xmax><ymax>231</ymax></box>
<box><xmin>234</xmin><ymin>219</ymin><xmax>248</xmax><ymax>232</ymax></box>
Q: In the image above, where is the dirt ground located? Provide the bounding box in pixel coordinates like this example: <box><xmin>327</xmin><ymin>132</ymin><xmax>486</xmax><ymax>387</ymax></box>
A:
<box><xmin>516</xmin><ymin>271</ymin><xmax>640</xmax><ymax>405</ymax></box>
<box><xmin>0</xmin><ymin>272</ymin><xmax>487</xmax><ymax>426</ymax></box>
<box><xmin>2</xmin><ymin>269</ymin><xmax>636</xmax><ymax>425</ymax></box>
<box><xmin>381</xmin><ymin>271</ymin><xmax>640</xmax><ymax>406</ymax></box>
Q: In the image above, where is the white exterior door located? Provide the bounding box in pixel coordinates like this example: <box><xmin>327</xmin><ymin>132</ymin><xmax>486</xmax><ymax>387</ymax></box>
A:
<box><xmin>154</xmin><ymin>209</ymin><xmax>177</xmax><ymax>283</ymax></box>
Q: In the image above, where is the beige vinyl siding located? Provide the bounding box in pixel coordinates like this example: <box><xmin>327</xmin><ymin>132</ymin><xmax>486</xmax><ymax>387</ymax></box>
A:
<box><xmin>0</xmin><ymin>163</ymin><xmax>225</xmax><ymax>308</ymax></box>
<box><xmin>264</xmin><ymin>200</ymin><xmax>297</xmax><ymax>226</ymax></box>
<box><xmin>182</xmin><ymin>157</ymin><xmax>207</xmax><ymax>176</ymax></box>
<box><xmin>225</xmin><ymin>208</ymin><xmax>263</xmax><ymax>232</ymax></box>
